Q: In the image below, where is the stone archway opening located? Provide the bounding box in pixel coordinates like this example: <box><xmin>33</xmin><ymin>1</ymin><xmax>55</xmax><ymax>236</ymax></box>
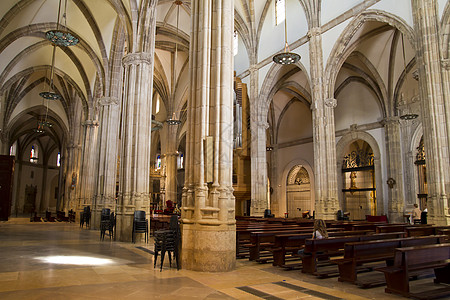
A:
<box><xmin>341</xmin><ymin>140</ymin><xmax>376</xmax><ymax>221</ymax></box>
<box><xmin>286</xmin><ymin>165</ymin><xmax>312</xmax><ymax>218</ymax></box>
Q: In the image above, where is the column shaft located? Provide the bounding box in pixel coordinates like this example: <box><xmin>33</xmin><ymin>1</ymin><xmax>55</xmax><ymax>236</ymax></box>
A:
<box><xmin>309</xmin><ymin>28</ymin><xmax>339</xmax><ymax>220</ymax></box>
<box><xmin>412</xmin><ymin>0</ymin><xmax>449</xmax><ymax>224</ymax></box>
<box><xmin>181</xmin><ymin>0</ymin><xmax>235</xmax><ymax>272</ymax></box>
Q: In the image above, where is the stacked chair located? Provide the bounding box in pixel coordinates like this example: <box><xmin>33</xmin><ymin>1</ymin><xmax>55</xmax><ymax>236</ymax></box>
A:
<box><xmin>154</xmin><ymin>215</ymin><xmax>180</xmax><ymax>271</ymax></box>
<box><xmin>80</xmin><ymin>206</ymin><xmax>91</xmax><ymax>228</ymax></box>
<box><xmin>132</xmin><ymin>210</ymin><xmax>149</xmax><ymax>243</ymax></box>
<box><xmin>100</xmin><ymin>208</ymin><xmax>111</xmax><ymax>240</ymax></box>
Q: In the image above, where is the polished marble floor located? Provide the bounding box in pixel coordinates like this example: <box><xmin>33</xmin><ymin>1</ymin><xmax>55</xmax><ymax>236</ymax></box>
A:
<box><xmin>0</xmin><ymin>220</ymin><xmax>445</xmax><ymax>299</ymax></box>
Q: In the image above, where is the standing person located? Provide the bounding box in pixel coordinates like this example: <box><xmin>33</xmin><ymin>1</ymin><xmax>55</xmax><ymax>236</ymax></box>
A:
<box><xmin>412</xmin><ymin>203</ymin><xmax>421</xmax><ymax>224</ymax></box>
<box><xmin>421</xmin><ymin>207</ymin><xmax>428</xmax><ymax>224</ymax></box>
<box><xmin>313</xmin><ymin>219</ymin><xmax>328</xmax><ymax>239</ymax></box>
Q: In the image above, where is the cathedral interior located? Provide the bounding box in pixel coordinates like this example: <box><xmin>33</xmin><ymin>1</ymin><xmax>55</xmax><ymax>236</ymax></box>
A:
<box><xmin>0</xmin><ymin>0</ymin><xmax>450</xmax><ymax>298</ymax></box>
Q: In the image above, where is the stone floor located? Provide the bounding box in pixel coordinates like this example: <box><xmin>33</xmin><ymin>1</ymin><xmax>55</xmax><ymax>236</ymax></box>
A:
<box><xmin>0</xmin><ymin>220</ymin><xmax>447</xmax><ymax>300</ymax></box>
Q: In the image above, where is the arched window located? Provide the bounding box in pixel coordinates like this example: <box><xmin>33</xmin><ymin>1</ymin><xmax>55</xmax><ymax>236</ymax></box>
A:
<box><xmin>233</xmin><ymin>31</ymin><xmax>238</xmax><ymax>56</ymax></box>
<box><xmin>178</xmin><ymin>152</ymin><xmax>184</xmax><ymax>169</ymax></box>
<box><xmin>30</xmin><ymin>145</ymin><xmax>39</xmax><ymax>163</ymax></box>
<box><xmin>10</xmin><ymin>141</ymin><xmax>17</xmax><ymax>156</ymax></box>
<box><xmin>275</xmin><ymin>0</ymin><xmax>285</xmax><ymax>25</ymax></box>
<box><xmin>57</xmin><ymin>152</ymin><xmax>61</xmax><ymax>167</ymax></box>
<box><xmin>156</xmin><ymin>154</ymin><xmax>161</xmax><ymax>169</ymax></box>
<box><xmin>155</xmin><ymin>97</ymin><xmax>160</xmax><ymax>114</ymax></box>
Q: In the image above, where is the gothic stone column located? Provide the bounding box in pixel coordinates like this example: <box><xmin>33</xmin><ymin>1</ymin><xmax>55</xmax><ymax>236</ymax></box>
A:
<box><xmin>412</xmin><ymin>0</ymin><xmax>450</xmax><ymax>224</ymax></box>
<box><xmin>309</xmin><ymin>28</ymin><xmax>339</xmax><ymax>220</ymax></box>
<box><xmin>78</xmin><ymin>120</ymin><xmax>99</xmax><ymax>216</ymax></box>
<box><xmin>383</xmin><ymin>117</ymin><xmax>405</xmax><ymax>222</ymax></box>
<box><xmin>164</xmin><ymin>124</ymin><xmax>179</xmax><ymax>205</ymax></box>
<box><xmin>116</xmin><ymin>52</ymin><xmax>155</xmax><ymax>241</ymax></box>
<box><xmin>249</xmin><ymin>66</ymin><xmax>268</xmax><ymax>217</ymax></box>
<box><xmin>181</xmin><ymin>0</ymin><xmax>235</xmax><ymax>272</ymax></box>
<box><xmin>92</xmin><ymin>97</ymin><xmax>120</xmax><ymax>229</ymax></box>
<box><xmin>250</xmin><ymin>118</ymin><xmax>269</xmax><ymax>216</ymax></box>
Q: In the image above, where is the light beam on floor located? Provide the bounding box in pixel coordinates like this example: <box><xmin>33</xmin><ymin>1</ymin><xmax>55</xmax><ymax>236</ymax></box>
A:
<box><xmin>35</xmin><ymin>255</ymin><xmax>114</xmax><ymax>266</ymax></box>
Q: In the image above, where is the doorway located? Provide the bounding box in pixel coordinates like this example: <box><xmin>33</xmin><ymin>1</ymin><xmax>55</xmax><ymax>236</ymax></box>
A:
<box><xmin>286</xmin><ymin>165</ymin><xmax>312</xmax><ymax>218</ymax></box>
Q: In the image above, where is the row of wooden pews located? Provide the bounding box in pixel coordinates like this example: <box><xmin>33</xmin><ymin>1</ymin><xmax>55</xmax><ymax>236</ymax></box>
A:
<box><xmin>236</xmin><ymin>218</ymin><xmax>450</xmax><ymax>300</ymax></box>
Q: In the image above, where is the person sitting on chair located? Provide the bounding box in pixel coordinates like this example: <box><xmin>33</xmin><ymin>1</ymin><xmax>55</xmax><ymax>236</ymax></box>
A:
<box><xmin>412</xmin><ymin>203</ymin><xmax>421</xmax><ymax>224</ymax></box>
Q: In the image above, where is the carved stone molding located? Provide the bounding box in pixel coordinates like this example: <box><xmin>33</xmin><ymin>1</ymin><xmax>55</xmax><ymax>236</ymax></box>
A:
<box><xmin>258</xmin><ymin>121</ymin><xmax>269</xmax><ymax>130</ymax></box>
<box><xmin>412</xmin><ymin>69</ymin><xmax>419</xmax><ymax>81</ymax></box>
<box><xmin>122</xmin><ymin>52</ymin><xmax>152</xmax><ymax>66</ymax></box>
<box><xmin>67</xmin><ymin>144</ymin><xmax>81</xmax><ymax>149</ymax></box>
<box><xmin>82</xmin><ymin>119</ymin><xmax>99</xmax><ymax>127</ymax></box>
<box><xmin>381</xmin><ymin>116</ymin><xmax>400</xmax><ymax>126</ymax></box>
<box><xmin>97</xmin><ymin>96</ymin><xmax>119</xmax><ymax>106</ymax></box>
<box><xmin>442</xmin><ymin>59</ymin><xmax>450</xmax><ymax>70</ymax></box>
<box><xmin>307</xmin><ymin>27</ymin><xmax>321</xmax><ymax>39</ymax></box>
<box><xmin>325</xmin><ymin>98</ymin><xmax>337</xmax><ymax>108</ymax></box>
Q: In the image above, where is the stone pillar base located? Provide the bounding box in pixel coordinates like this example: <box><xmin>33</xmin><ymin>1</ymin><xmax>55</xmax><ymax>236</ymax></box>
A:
<box><xmin>388</xmin><ymin>212</ymin><xmax>404</xmax><ymax>224</ymax></box>
<box><xmin>428</xmin><ymin>215</ymin><xmax>448</xmax><ymax>226</ymax></box>
<box><xmin>181</xmin><ymin>223</ymin><xmax>235</xmax><ymax>272</ymax></box>
<box><xmin>115</xmin><ymin>213</ymin><xmax>134</xmax><ymax>242</ymax></box>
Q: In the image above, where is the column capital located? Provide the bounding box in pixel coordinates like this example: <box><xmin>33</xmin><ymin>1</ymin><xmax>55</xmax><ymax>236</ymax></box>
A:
<box><xmin>82</xmin><ymin>120</ymin><xmax>99</xmax><ymax>127</ymax></box>
<box><xmin>97</xmin><ymin>96</ymin><xmax>119</xmax><ymax>106</ymax></box>
<box><xmin>249</xmin><ymin>65</ymin><xmax>258</xmax><ymax>73</ymax></box>
<box><xmin>325</xmin><ymin>98</ymin><xmax>337</xmax><ymax>108</ymax></box>
<box><xmin>381</xmin><ymin>116</ymin><xmax>400</xmax><ymax>126</ymax></box>
<box><xmin>258</xmin><ymin>121</ymin><xmax>269</xmax><ymax>130</ymax></box>
<box><xmin>67</xmin><ymin>143</ymin><xmax>80</xmax><ymax>150</ymax></box>
<box><xmin>165</xmin><ymin>151</ymin><xmax>179</xmax><ymax>157</ymax></box>
<box><xmin>307</xmin><ymin>27</ymin><xmax>321</xmax><ymax>39</ymax></box>
<box><xmin>412</xmin><ymin>69</ymin><xmax>419</xmax><ymax>81</ymax></box>
<box><xmin>122</xmin><ymin>52</ymin><xmax>152</xmax><ymax>66</ymax></box>
<box><xmin>441</xmin><ymin>59</ymin><xmax>450</xmax><ymax>70</ymax></box>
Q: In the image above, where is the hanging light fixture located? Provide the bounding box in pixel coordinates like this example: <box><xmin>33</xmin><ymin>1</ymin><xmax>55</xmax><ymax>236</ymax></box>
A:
<box><xmin>167</xmin><ymin>1</ymin><xmax>182</xmax><ymax>126</ymax></box>
<box><xmin>39</xmin><ymin>43</ymin><xmax>62</xmax><ymax>100</ymax></box>
<box><xmin>41</xmin><ymin>0</ymin><xmax>79</xmax><ymax>100</ymax></box>
<box><xmin>399</xmin><ymin>32</ymin><xmax>418</xmax><ymax>120</ymax></box>
<box><xmin>273</xmin><ymin>0</ymin><xmax>300</xmax><ymax>65</ymax></box>
<box><xmin>46</xmin><ymin>0</ymin><xmax>79</xmax><ymax>47</ymax></box>
<box><xmin>167</xmin><ymin>112</ymin><xmax>181</xmax><ymax>126</ymax></box>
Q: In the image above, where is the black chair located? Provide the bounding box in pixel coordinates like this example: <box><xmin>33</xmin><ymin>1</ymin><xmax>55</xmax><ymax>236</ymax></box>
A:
<box><xmin>80</xmin><ymin>206</ymin><xmax>91</xmax><ymax>228</ymax></box>
<box><xmin>109</xmin><ymin>212</ymin><xmax>116</xmax><ymax>239</ymax></box>
<box><xmin>154</xmin><ymin>215</ymin><xmax>180</xmax><ymax>271</ymax></box>
<box><xmin>264</xmin><ymin>209</ymin><xmax>274</xmax><ymax>218</ymax></box>
<box><xmin>337</xmin><ymin>210</ymin><xmax>349</xmax><ymax>221</ymax></box>
<box><xmin>100</xmin><ymin>208</ymin><xmax>111</xmax><ymax>240</ymax></box>
<box><xmin>132</xmin><ymin>210</ymin><xmax>148</xmax><ymax>243</ymax></box>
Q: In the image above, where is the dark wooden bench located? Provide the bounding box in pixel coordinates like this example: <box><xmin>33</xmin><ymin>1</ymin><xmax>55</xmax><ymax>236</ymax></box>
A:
<box><xmin>247</xmin><ymin>228</ymin><xmax>315</xmax><ymax>261</ymax></box>
<box><xmin>405</xmin><ymin>225</ymin><xmax>435</xmax><ymax>237</ymax></box>
<box><xmin>375</xmin><ymin>224</ymin><xmax>412</xmax><ymax>233</ymax></box>
<box><xmin>56</xmin><ymin>210</ymin><xmax>69</xmax><ymax>222</ymax></box>
<box><xmin>376</xmin><ymin>243</ymin><xmax>450</xmax><ymax>299</ymax></box>
<box><xmin>236</xmin><ymin>225</ymin><xmax>311</xmax><ymax>258</ymax></box>
<box><xmin>335</xmin><ymin>235</ymin><xmax>446</xmax><ymax>287</ymax></box>
<box><xmin>250</xmin><ymin>228</ymin><xmax>359</xmax><ymax>263</ymax></box>
<box><xmin>271</xmin><ymin>230</ymin><xmax>395</xmax><ymax>268</ymax></box>
<box><xmin>301</xmin><ymin>232</ymin><xmax>406</xmax><ymax>277</ymax></box>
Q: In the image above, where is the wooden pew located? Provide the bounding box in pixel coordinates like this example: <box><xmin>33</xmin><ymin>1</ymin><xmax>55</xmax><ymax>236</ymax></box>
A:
<box><xmin>247</xmin><ymin>227</ymin><xmax>348</xmax><ymax>262</ymax></box>
<box><xmin>301</xmin><ymin>232</ymin><xmax>406</xmax><ymax>277</ymax></box>
<box><xmin>236</xmin><ymin>225</ymin><xmax>310</xmax><ymax>258</ymax></box>
<box><xmin>271</xmin><ymin>231</ymin><xmax>399</xmax><ymax>268</ymax></box>
<box><xmin>375</xmin><ymin>224</ymin><xmax>412</xmax><ymax>233</ymax></box>
<box><xmin>376</xmin><ymin>243</ymin><xmax>450</xmax><ymax>299</ymax></box>
<box><xmin>247</xmin><ymin>228</ymin><xmax>314</xmax><ymax>261</ymax></box>
<box><xmin>405</xmin><ymin>226</ymin><xmax>435</xmax><ymax>237</ymax></box>
<box><xmin>335</xmin><ymin>235</ymin><xmax>446</xmax><ymax>286</ymax></box>
<box><xmin>56</xmin><ymin>211</ymin><xmax>69</xmax><ymax>222</ymax></box>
